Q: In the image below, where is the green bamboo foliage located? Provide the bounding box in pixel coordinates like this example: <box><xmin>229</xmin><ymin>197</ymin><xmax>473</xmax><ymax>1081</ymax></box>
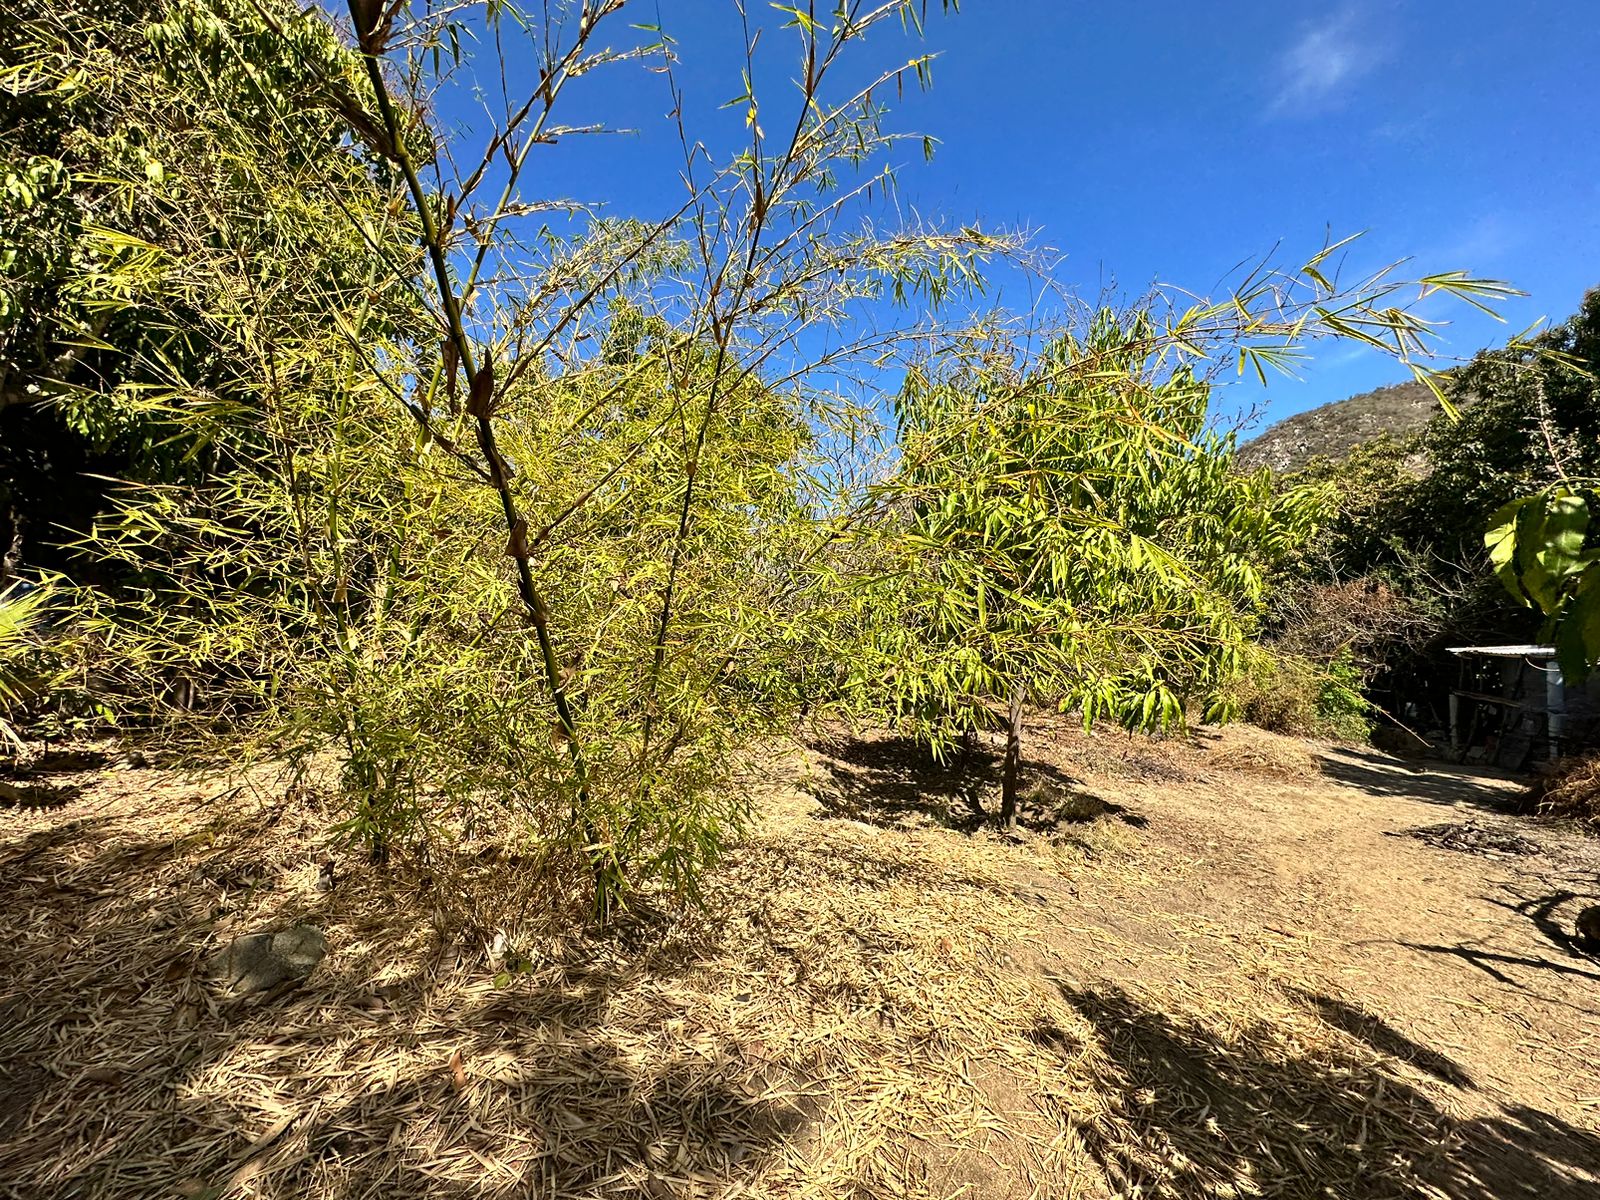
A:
<box><xmin>831</xmin><ymin>310</ymin><xmax>1319</xmax><ymax>824</ymax></box>
<box><xmin>0</xmin><ymin>583</ymin><xmax>56</xmax><ymax>750</ymax></box>
<box><xmin>76</xmin><ymin>0</ymin><xmax>1011</xmax><ymax>921</ymax></box>
<box><xmin>28</xmin><ymin>0</ymin><xmax>1519</xmax><ymax>916</ymax></box>
<box><xmin>831</xmin><ymin>266</ymin><xmax>1515</xmax><ymax>824</ymax></box>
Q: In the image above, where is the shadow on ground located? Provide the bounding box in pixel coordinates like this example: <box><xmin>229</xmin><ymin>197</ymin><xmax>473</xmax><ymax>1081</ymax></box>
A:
<box><xmin>1399</xmin><ymin>939</ymin><xmax>1600</xmax><ymax>990</ymax></box>
<box><xmin>1381</xmin><ymin>877</ymin><xmax>1600</xmax><ymax>1008</ymax></box>
<box><xmin>0</xmin><ymin>778</ymin><xmax>85</xmax><ymax>809</ymax></box>
<box><xmin>805</xmin><ymin>732</ymin><xmax>999</xmax><ymax>830</ymax></box>
<box><xmin>1482</xmin><ymin>880</ymin><xmax>1600</xmax><ymax>958</ymax></box>
<box><xmin>1287</xmin><ymin>988</ymin><xmax>1476</xmax><ymax>1088</ymax></box>
<box><xmin>0</xmin><ymin>801</ymin><xmax>810</xmax><ymax>1200</ymax></box>
<box><xmin>806</xmin><ymin>732</ymin><xmax>1146</xmax><ymax>834</ymax></box>
<box><xmin>1316</xmin><ymin>747</ymin><xmax>1525</xmax><ymax>810</ymax></box>
<box><xmin>1043</xmin><ymin>981</ymin><xmax>1600</xmax><ymax>1200</ymax></box>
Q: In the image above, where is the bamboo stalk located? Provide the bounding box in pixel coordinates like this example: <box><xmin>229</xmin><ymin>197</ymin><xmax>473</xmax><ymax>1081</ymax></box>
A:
<box><xmin>346</xmin><ymin>3</ymin><xmax>619</xmax><ymax>917</ymax></box>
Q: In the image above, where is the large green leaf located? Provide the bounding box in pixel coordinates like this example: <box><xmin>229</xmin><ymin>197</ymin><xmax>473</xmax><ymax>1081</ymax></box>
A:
<box><xmin>1559</xmin><ymin>567</ymin><xmax>1600</xmax><ymax>683</ymax></box>
<box><xmin>1484</xmin><ymin>495</ymin><xmax>1531</xmax><ymax>606</ymax></box>
<box><xmin>1537</xmin><ymin>491</ymin><xmax>1591</xmax><ymax>582</ymax></box>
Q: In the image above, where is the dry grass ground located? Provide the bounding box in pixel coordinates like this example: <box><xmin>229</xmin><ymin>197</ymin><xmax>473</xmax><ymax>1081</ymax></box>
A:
<box><xmin>2</xmin><ymin>719</ymin><xmax>1598</xmax><ymax>1199</ymax></box>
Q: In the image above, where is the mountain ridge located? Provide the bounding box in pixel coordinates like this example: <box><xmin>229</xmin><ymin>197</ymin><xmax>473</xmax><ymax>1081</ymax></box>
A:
<box><xmin>1236</xmin><ymin>379</ymin><xmax>1439</xmax><ymax>474</ymax></box>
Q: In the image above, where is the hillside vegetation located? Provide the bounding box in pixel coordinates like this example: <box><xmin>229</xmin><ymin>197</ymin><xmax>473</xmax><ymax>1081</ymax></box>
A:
<box><xmin>1237</xmin><ymin>380</ymin><xmax>1439</xmax><ymax>473</ymax></box>
<box><xmin>1249</xmin><ymin>290</ymin><xmax>1600</xmax><ymax>752</ymax></box>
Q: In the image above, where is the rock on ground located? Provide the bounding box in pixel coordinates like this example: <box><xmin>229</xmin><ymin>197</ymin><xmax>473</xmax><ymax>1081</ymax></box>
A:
<box><xmin>213</xmin><ymin>924</ymin><xmax>326</xmax><ymax>994</ymax></box>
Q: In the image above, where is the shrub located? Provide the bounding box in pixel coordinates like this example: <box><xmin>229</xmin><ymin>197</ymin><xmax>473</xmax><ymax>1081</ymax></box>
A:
<box><xmin>0</xmin><ymin>581</ymin><xmax>62</xmax><ymax>752</ymax></box>
<box><xmin>1226</xmin><ymin>645</ymin><xmax>1373</xmax><ymax>742</ymax></box>
<box><xmin>1524</xmin><ymin>754</ymin><xmax>1600</xmax><ymax>825</ymax></box>
<box><xmin>1268</xmin><ymin>575</ymin><xmax>1441</xmax><ymax>662</ymax></box>
<box><xmin>1316</xmin><ymin>648</ymin><xmax>1376</xmax><ymax>741</ymax></box>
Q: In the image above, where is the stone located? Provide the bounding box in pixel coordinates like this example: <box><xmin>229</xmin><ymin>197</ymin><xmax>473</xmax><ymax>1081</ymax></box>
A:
<box><xmin>213</xmin><ymin>924</ymin><xmax>327</xmax><ymax>994</ymax></box>
<box><xmin>1575</xmin><ymin>906</ymin><xmax>1600</xmax><ymax>951</ymax></box>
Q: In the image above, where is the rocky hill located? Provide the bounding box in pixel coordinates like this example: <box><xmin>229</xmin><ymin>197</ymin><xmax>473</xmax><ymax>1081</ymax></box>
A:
<box><xmin>1237</xmin><ymin>380</ymin><xmax>1439</xmax><ymax>473</ymax></box>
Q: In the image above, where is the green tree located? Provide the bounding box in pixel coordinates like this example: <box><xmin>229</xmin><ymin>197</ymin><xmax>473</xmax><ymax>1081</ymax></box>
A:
<box><xmin>1434</xmin><ymin>290</ymin><xmax>1600</xmax><ymax>517</ymax></box>
<box><xmin>1</xmin><ymin>0</ymin><xmax>416</xmax><ymax>579</ymax></box>
<box><xmin>86</xmin><ymin>0</ymin><xmax>1014</xmax><ymax>922</ymax></box>
<box><xmin>856</xmin><ymin>310</ymin><xmax>1318</xmax><ymax>827</ymax></box>
<box><xmin>1286</xmin><ymin>433</ymin><xmax>1424</xmax><ymax>576</ymax></box>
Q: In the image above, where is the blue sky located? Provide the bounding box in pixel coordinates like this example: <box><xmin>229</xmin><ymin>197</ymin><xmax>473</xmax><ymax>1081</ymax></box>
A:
<box><xmin>889</xmin><ymin>0</ymin><xmax>1600</xmax><ymax>428</ymax></box>
<box><xmin>437</xmin><ymin>1</ymin><xmax>1600</xmax><ymax>433</ymax></box>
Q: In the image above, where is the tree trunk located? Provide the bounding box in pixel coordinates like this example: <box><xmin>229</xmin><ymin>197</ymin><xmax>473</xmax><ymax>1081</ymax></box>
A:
<box><xmin>1000</xmin><ymin>685</ymin><xmax>1024</xmax><ymax>831</ymax></box>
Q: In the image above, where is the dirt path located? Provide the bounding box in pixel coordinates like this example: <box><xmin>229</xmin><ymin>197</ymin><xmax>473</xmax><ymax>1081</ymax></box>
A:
<box><xmin>1097</xmin><ymin>735</ymin><xmax>1600</xmax><ymax>1197</ymax></box>
<box><xmin>1131</xmin><ymin>740</ymin><xmax>1600</xmax><ymax>1115</ymax></box>
<box><xmin>803</xmin><ymin>719</ymin><xmax>1600</xmax><ymax>1198</ymax></box>
<box><xmin>1</xmin><ymin>726</ymin><xmax>1597</xmax><ymax>1199</ymax></box>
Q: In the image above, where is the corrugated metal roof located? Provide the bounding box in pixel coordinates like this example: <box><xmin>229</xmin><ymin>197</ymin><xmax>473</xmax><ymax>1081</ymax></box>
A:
<box><xmin>1446</xmin><ymin>645</ymin><xmax>1557</xmax><ymax>658</ymax></box>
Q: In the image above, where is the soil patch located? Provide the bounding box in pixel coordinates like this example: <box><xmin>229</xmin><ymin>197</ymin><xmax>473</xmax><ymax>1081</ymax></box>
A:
<box><xmin>2</xmin><ymin>724</ymin><xmax>1597</xmax><ymax>1198</ymax></box>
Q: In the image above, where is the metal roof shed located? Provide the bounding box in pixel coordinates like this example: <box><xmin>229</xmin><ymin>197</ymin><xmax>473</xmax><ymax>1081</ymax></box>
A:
<box><xmin>1445</xmin><ymin>645</ymin><xmax>1599</xmax><ymax>767</ymax></box>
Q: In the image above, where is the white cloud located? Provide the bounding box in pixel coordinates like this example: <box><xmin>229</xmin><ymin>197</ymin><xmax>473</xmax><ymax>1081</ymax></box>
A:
<box><xmin>1271</xmin><ymin>7</ymin><xmax>1387</xmax><ymax>116</ymax></box>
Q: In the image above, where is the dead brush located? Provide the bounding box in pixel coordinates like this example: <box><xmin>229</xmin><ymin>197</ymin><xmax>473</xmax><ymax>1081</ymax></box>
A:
<box><xmin>1523</xmin><ymin>753</ymin><xmax>1600</xmax><ymax>825</ymax></box>
<box><xmin>1199</xmin><ymin>723</ymin><xmax>1321</xmax><ymax>779</ymax></box>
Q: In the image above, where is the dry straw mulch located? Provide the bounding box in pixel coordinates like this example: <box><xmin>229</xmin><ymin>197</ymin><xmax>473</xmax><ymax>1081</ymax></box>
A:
<box><xmin>1525</xmin><ymin>753</ymin><xmax>1600</xmax><ymax>826</ymax></box>
<box><xmin>0</xmin><ymin>736</ymin><xmax>1540</xmax><ymax>1199</ymax></box>
<box><xmin>1193</xmin><ymin>724</ymin><xmax>1323</xmax><ymax>779</ymax></box>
